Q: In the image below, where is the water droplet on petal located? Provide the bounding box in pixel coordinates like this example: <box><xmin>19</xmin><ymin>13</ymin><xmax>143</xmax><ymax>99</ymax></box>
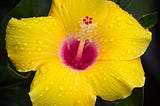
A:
<box><xmin>133</xmin><ymin>42</ymin><xmax>136</xmax><ymax>45</ymax></box>
<box><xmin>28</xmin><ymin>26</ymin><xmax>32</xmax><ymax>29</ymax></box>
<box><xmin>77</xmin><ymin>100</ymin><xmax>81</xmax><ymax>104</ymax></box>
<box><xmin>38</xmin><ymin>40</ymin><xmax>43</xmax><ymax>45</ymax></box>
<box><xmin>20</xmin><ymin>47</ymin><xmax>24</xmax><ymax>50</ymax></box>
<box><xmin>41</xmin><ymin>66</ymin><xmax>48</xmax><ymax>73</ymax></box>
<box><xmin>59</xmin><ymin>86</ymin><xmax>64</xmax><ymax>91</ymax></box>
<box><xmin>40</xmin><ymin>94</ymin><xmax>43</xmax><ymax>97</ymax></box>
<box><xmin>33</xmin><ymin>81</ymin><xmax>38</xmax><ymax>86</ymax></box>
<box><xmin>109</xmin><ymin>38</ymin><xmax>114</xmax><ymax>42</ymax></box>
<box><xmin>23</xmin><ymin>23</ymin><xmax>27</xmax><ymax>25</ymax></box>
<box><xmin>127</xmin><ymin>19</ymin><xmax>134</xmax><ymax>25</ymax></box>
<box><xmin>37</xmin><ymin>48</ymin><xmax>42</xmax><ymax>52</ymax></box>
<box><xmin>128</xmin><ymin>50</ymin><xmax>131</xmax><ymax>54</ymax></box>
<box><xmin>116</xmin><ymin>17</ymin><xmax>121</xmax><ymax>21</ymax></box>
<box><xmin>50</xmin><ymin>82</ymin><xmax>53</xmax><ymax>85</ymax></box>
<box><xmin>24</xmin><ymin>42</ymin><xmax>28</xmax><ymax>46</ymax></box>
<box><xmin>45</xmin><ymin>86</ymin><xmax>49</xmax><ymax>91</ymax></box>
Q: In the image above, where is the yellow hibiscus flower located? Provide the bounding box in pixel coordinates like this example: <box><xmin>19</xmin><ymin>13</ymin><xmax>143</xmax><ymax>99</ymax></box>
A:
<box><xmin>6</xmin><ymin>0</ymin><xmax>151</xmax><ymax>106</ymax></box>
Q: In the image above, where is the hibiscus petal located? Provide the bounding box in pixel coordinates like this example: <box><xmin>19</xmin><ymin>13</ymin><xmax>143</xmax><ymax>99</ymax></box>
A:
<box><xmin>80</xmin><ymin>58</ymin><xmax>145</xmax><ymax>101</ymax></box>
<box><xmin>29</xmin><ymin>58</ymin><xmax>96</xmax><ymax>106</ymax></box>
<box><xmin>6</xmin><ymin>17</ymin><xmax>67</xmax><ymax>72</ymax></box>
<box><xmin>95</xmin><ymin>1</ymin><xmax>151</xmax><ymax>60</ymax></box>
<box><xmin>49</xmin><ymin>0</ymin><xmax>108</xmax><ymax>34</ymax></box>
<box><xmin>49</xmin><ymin>0</ymin><xmax>151</xmax><ymax>60</ymax></box>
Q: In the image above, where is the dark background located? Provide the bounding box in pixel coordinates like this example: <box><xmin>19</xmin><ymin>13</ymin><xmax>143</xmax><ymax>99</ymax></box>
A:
<box><xmin>0</xmin><ymin>0</ymin><xmax>160</xmax><ymax>106</ymax></box>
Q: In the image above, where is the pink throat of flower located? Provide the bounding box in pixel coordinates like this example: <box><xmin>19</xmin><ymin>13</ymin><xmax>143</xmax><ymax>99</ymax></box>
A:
<box><xmin>61</xmin><ymin>37</ymin><xmax>98</xmax><ymax>71</ymax></box>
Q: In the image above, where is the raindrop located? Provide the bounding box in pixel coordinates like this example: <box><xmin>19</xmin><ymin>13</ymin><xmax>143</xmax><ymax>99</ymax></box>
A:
<box><xmin>59</xmin><ymin>86</ymin><xmax>64</xmax><ymax>91</ymax></box>
<box><xmin>132</xmin><ymin>42</ymin><xmax>136</xmax><ymax>45</ymax></box>
<box><xmin>135</xmin><ymin>33</ymin><xmax>139</xmax><ymax>37</ymax></box>
<box><xmin>37</xmin><ymin>48</ymin><xmax>42</xmax><ymax>52</ymax></box>
<box><xmin>28</xmin><ymin>52</ymin><xmax>32</xmax><ymax>54</ymax></box>
<box><xmin>33</xmin><ymin>81</ymin><xmax>38</xmax><ymax>86</ymax></box>
<box><xmin>38</xmin><ymin>40</ymin><xmax>43</xmax><ymax>45</ymax></box>
<box><xmin>45</xmin><ymin>86</ymin><xmax>49</xmax><ymax>91</ymax></box>
<box><xmin>34</xmin><ymin>20</ymin><xmax>38</xmax><ymax>23</ymax></box>
<box><xmin>17</xmin><ymin>41</ymin><xmax>21</xmax><ymax>44</ymax></box>
<box><xmin>77</xmin><ymin>100</ymin><xmax>81</xmax><ymax>104</ymax></box>
<box><xmin>9</xmin><ymin>37</ymin><xmax>13</xmax><ymax>40</ymax></box>
<box><xmin>102</xmin><ymin>49</ymin><xmax>105</xmax><ymax>52</ymax></box>
<box><xmin>100</xmin><ymin>38</ymin><xmax>104</xmax><ymax>42</ymax></box>
<box><xmin>75</xmin><ymin>81</ymin><xmax>78</xmax><ymax>86</ymax></box>
<box><xmin>23</xmin><ymin>43</ymin><xmax>28</xmax><ymax>46</ymax></box>
<box><xmin>50</xmin><ymin>82</ymin><xmax>53</xmax><ymax>85</ymax></box>
<box><xmin>41</xmin><ymin>66</ymin><xmax>48</xmax><ymax>73</ymax></box>
<box><xmin>116</xmin><ymin>17</ymin><xmax>121</xmax><ymax>21</ymax></box>
<box><xmin>28</xmin><ymin>26</ymin><xmax>32</xmax><ymax>29</ymax></box>
<box><xmin>23</xmin><ymin>23</ymin><xmax>27</xmax><ymax>25</ymax></box>
<box><xmin>127</xmin><ymin>19</ymin><xmax>133</xmax><ymax>25</ymax></box>
<box><xmin>53</xmin><ymin>104</ymin><xmax>57</xmax><ymax>106</ymax></box>
<box><xmin>127</xmin><ymin>50</ymin><xmax>131</xmax><ymax>54</ymax></box>
<box><xmin>109</xmin><ymin>38</ymin><xmax>114</xmax><ymax>42</ymax></box>
<box><xmin>40</xmin><ymin>94</ymin><xmax>43</xmax><ymax>97</ymax></box>
<box><xmin>20</xmin><ymin>47</ymin><xmax>24</xmax><ymax>50</ymax></box>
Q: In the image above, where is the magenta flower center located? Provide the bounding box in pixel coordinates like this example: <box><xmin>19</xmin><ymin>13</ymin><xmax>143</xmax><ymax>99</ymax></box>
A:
<box><xmin>61</xmin><ymin>37</ymin><xmax>98</xmax><ymax>71</ymax></box>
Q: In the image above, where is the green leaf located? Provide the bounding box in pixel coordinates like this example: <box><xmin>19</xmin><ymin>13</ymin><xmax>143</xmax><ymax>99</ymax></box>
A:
<box><xmin>0</xmin><ymin>87</ymin><xmax>32</xmax><ymax>106</ymax></box>
<box><xmin>0</xmin><ymin>0</ymin><xmax>51</xmax><ymax>80</ymax></box>
<box><xmin>0</xmin><ymin>0</ymin><xmax>51</xmax><ymax>105</ymax></box>
<box><xmin>122</xmin><ymin>0</ymin><xmax>158</xmax><ymax>19</ymax></box>
<box><xmin>138</xmin><ymin>12</ymin><xmax>158</xmax><ymax>29</ymax></box>
<box><xmin>112</xmin><ymin>88</ymin><xmax>144</xmax><ymax>106</ymax></box>
<box><xmin>112</xmin><ymin>0</ymin><xmax>131</xmax><ymax>9</ymax></box>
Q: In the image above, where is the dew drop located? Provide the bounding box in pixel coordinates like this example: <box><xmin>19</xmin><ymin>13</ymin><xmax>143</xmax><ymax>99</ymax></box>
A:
<box><xmin>45</xmin><ymin>86</ymin><xmax>49</xmax><ymax>91</ymax></box>
<box><xmin>23</xmin><ymin>23</ymin><xmax>27</xmax><ymax>25</ymax></box>
<box><xmin>53</xmin><ymin>104</ymin><xmax>57</xmax><ymax>106</ymax></box>
<box><xmin>77</xmin><ymin>100</ymin><xmax>81</xmax><ymax>104</ymax></box>
<box><xmin>116</xmin><ymin>17</ymin><xmax>121</xmax><ymax>21</ymax></box>
<box><xmin>127</xmin><ymin>19</ymin><xmax>133</xmax><ymax>25</ymax></box>
<box><xmin>109</xmin><ymin>38</ymin><xmax>114</xmax><ymax>42</ymax></box>
<box><xmin>59</xmin><ymin>86</ymin><xmax>64</xmax><ymax>91</ymax></box>
<box><xmin>37</xmin><ymin>48</ymin><xmax>42</xmax><ymax>52</ymax></box>
<box><xmin>34</xmin><ymin>20</ymin><xmax>38</xmax><ymax>23</ymax></box>
<box><xmin>20</xmin><ymin>47</ymin><xmax>24</xmax><ymax>50</ymax></box>
<box><xmin>40</xmin><ymin>94</ymin><xmax>43</xmax><ymax>97</ymax></box>
<box><xmin>127</xmin><ymin>50</ymin><xmax>131</xmax><ymax>54</ymax></box>
<box><xmin>38</xmin><ymin>40</ymin><xmax>43</xmax><ymax>45</ymax></box>
<box><xmin>100</xmin><ymin>38</ymin><xmax>104</xmax><ymax>42</ymax></box>
<box><xmin>33</xmin><ymin>81</ymin><xmax>38</xmax><ymax>86</ymax></box>
<box><xmin>75</xmin><ymin>81</ymin><xmax>78</xmax><ymax>86</ymax></box>
<box><xmin>41</xmin><ymin>66</ymin><xmax>48</xmax><ymax>73</ymax></box>
<box><xmin>50</xmin><ymin>82</ymin><xmax>53</xmax><ymax>85</ymax></box>
<box><xmin>132</xmin><ymin>42</ymin><xmax>136</xmax><ymax>45</ymax></box>
<box><xmin>24</xmin><ymin>43</ymin><xmax>28</xmax><ymax>46</ymax></box>
<box><xmin>28</xmin><ymin>26</ymin><xmax>32</xmax><ymax>29</ymax></box>
<box><xmin>109</xmin><ymin>24</ymin><xmax>113</xmax><ymax>28</ymax></box>
<box><xmin>17</xmin><ymin>41</ymin><xmax>21</xmax><ymax>44</ymax></box>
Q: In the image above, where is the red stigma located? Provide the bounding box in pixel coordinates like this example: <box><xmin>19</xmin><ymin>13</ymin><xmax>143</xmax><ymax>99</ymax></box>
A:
<box><xmin>83</xmin><ymin>16</ymin><xmax>93</xmax><ymax>25</ymax></box>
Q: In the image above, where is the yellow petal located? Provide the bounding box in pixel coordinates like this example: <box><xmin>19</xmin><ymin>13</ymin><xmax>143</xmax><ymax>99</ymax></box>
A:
<box><xmin>50</xmin><ymin>0</ymin><xmax>151</xmax><ymax>60</ymax></box>
<box><xmin>80</xmin><ymin>58</ymin><xmax>145</xmax><ymax>101</ymax></box>
<box><xmin>29</xmin><ymin>58</ymin><xmax>96</xmax><ymax>106</ymax></box>
<box><xmin>49</xmin><ymin>0</ymin><xmax>108</xmax><ymax>34</ymax></box>
<box><xmin>6</xmin><ymin>17</ymin><xmax>66</xmax><ymax>72</ymax></box>
<box><xmin>95</xmin><ymin>1</ymin><xmax>151</xmax><ymax>60</ymax></box>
